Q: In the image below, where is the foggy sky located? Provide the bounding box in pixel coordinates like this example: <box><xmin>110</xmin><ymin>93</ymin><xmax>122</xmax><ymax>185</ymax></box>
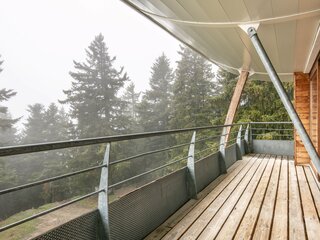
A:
<box><xmin>0</xmin><ymin>0</ymin><xmax>181</xmax><ymax>128</ymax></box>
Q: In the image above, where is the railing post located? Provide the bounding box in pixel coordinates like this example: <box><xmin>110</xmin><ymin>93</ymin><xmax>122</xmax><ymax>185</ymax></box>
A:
<box><xmin>219</xmin><ymin>128</ymin><xmax>227</xmax><ymax>174</ymax></box>
<box><xmin>236</xmin><ymin>125</ymin><xmax>243</xmax><ymax>160</ymax></box>
<box><xmin>98</xmin><ymin>143</ymin><xmax>110</xmax><ymax>239</ymax></box>
<box><xmin>244</xmin><ymin>123</ymin><xmax>253</xmax><ymax>153</ymax></box>
<box><xmin>187</xmin><ymin>131</ymin><xmax>197</xmax><ymax>199</ymax></box>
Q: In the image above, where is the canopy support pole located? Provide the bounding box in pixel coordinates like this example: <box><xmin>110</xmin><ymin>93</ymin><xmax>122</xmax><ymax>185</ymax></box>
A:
<box><xmin>221</xmin><ymin>70</ymin><xmax>249</xmax><ymax>148</ymax></box>
<box><xmin>247</xmin><ymin>27</ymin><xmax>320</xmax><ymax>173</ymax></box>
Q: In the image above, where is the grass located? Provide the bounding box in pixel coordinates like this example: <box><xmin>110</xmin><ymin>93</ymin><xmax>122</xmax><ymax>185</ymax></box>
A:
<box><xmin>0</xmin><ymin>193</ymin><xmax>122</xmax><ymax>240</ymax></box>
<box><xmin>0</xmin><ymin>202</ymin><xmax>58</xmax><ymax>240</ymax></box>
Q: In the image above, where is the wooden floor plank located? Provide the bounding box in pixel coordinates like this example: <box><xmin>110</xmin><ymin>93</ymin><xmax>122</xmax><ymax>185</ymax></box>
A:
<box><xmin>233</xmin><ymin>155</ymin><xmax>277</xmax><ymax>240</ymax></box>
<box><xmin>252</xmin><ymin>156</ymin><xmax>282</xmax><ymax>240</ymax></box>
<box><xmin>288</xmin><ymin>159</ymin><xmax>306</xmax><ymax>239</ymax></box>
<box><xmin>296</xmin><ymin>166</ymin><xmax>320</xmax><ymax>239</ymax></box>
<box><xmin>161</xmin><ymin>154</ymin><xmax>259</xmax><ymax>240</ymax></box>
<box><xmin>197</xmin><ymin>155</ymin><xmax>269</xmax><ymax>240</ymax></box>
<box><xmin>144</xmin><ymin>159</ymin><xmax>245</xmax><ymax>240</ymax></box>
<box><xmin>148</xmin><ymin>154</ymin><xmax>320</xmax><ymax>240</ymax></box>
<box><xmin>304</xmin><ymin>166</ymin><xmax>320</xmax><ymax>219</ymax></box>
<box><xmin>270</xmin><ymin>157</ymin><xmax>288</xmax><ymax>239</ymax></box>
<box><xmin>177</xmin><ymin>155</ymin><xmax>263</xmax><ymax>239</ymax></box>
<box><xmin>215</xmin><ymin>155</ymin><xmax>275</xmax><ymax>240</ymax></box>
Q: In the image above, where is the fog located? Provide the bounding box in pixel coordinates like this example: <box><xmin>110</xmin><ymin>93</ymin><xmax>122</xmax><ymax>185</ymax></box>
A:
<box><xmin>0</xmin><ymin>0</ymin><xmax>180</xmax><ymax>127</ymax></box>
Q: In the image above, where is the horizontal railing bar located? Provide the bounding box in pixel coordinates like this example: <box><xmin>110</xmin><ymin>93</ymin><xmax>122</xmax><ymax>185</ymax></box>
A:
<box><xmin>252</xmin><ymin>134</ymin><xmax>293</xmax><ymax>137</ymax></box>
<box><xmin>110</xmin><ymin>142</ymin><xmax>190</xmax><ymax>166</ymax></box>
<box><xmin>251</xmin><ymin>128</ymin><xmax>294</xmax><ymax>131</ymax></box>
<box><xmin>195</xmin><ymin>147</ymin><xmax>215</xmax><ymax>155</ymax></box>
<box><xmin>109</xmin><ymin>157</ymin><xmax>187</xmax><ymax>189</ymax></box>
<box><xmin>0</xmin><ymin>190</ymin><xmax>102</xmax><ymax>233</ymax></box>
<box><xmin>195</xmin><ymin>134</ymin><xmax>225</xmax><ymax>143</ymax></box>
<box><xmin>250</xmin><ymin>121</ymin><xmax>292</xmax><ymax>124</ymax></box>
<box><xmin>195</xmin><ymin>151</ymin><xmax>219</xmax><ymax>162</ymax></box>
<box><xmin>0</xmin><ymin>164</ymin><xmax>106</xmax><ymax>196</ymax></box>
<box><xmin>0</xmin><ymin>123</ymin><xmax>247</xmax><ymax>157</ymax></box>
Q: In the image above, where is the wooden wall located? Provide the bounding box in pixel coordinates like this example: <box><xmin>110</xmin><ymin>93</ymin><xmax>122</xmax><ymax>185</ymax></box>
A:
<box><xmin>294</xmin><ymin>73</ymin><xmax>311</xmax><ymax>164</ymax></box>
<box><xmin>294</xmin><ymin>55</ymin><xmax>320</xmax><ymax>170</ymax></box>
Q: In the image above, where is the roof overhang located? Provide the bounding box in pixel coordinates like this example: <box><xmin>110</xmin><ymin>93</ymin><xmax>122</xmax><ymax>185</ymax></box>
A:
<box><xmin>122</xmin><ymin>0</ymin><xmax>320</xmax><ymax>82</ymax></box>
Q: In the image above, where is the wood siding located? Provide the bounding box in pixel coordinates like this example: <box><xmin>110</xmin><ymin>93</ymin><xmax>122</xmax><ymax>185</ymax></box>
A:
<box><xmin>294</xmin><ymin>72</ymin><xmax>311</xmax><ymax>164</ymax></box>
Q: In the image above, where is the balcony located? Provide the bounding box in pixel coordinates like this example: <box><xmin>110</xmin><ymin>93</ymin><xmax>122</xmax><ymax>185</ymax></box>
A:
<box><xmin>0</xmin><ymin>122</ymin><xmax>319</xmax><ymax>240</ymax></box>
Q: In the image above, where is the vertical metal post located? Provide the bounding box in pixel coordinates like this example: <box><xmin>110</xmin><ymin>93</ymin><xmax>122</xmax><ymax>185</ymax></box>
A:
<box><xmin>247</xmin><ymin>27</ymin><xmax>320</xmax><ymax>172</ymax></box>
<box><xmin>219</xmin><ymin>128</ymin><xmax>227</xmax><ymax>173</ymax></box>
<box><xmin>236</xmin><ymin>125</ymin><xmax>242</xmax><ymax>147</ymax></box>
<box><xmin>219</xmin><ymin>127</ymin><xmax>227</xmax><ymax>154</ymax></box>
<box><xmin>244</xmin><ymin>124</ymin><xmax>251</xmax><ymax>153</ymax></box>
<box><xmin>98</xmin><ymin>143</ymin><xmax>110</xmax><ymax>239</ymax></box>
<box><xmin>236</xmin><ymin>125</ymin><xmax>243</xmax><ymax>160</ymax></box>
<box><xmin>187</xmin><ymin>131</ymin><xmax>197</xmax><ymax>199</ymax></box>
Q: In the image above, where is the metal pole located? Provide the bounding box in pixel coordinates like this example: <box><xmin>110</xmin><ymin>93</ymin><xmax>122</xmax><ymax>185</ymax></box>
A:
<box><xmin>98</xmin><ymin>143</ymin><xmax>111</xmax><ymax>239</ymax></box>
<box><xmin>187</xmin><ymin>131</ymin><xmax>197</xmax><ymax>199</ymax></box>
<box><xmin>236</xmin><ymin>125</ymin><xmax>243</xmax><ymax>160</ymax></box>
<box><xmin>247</xmin><ymin>27</ymin><xmax>320</xmax><ymax>172</ymax></box>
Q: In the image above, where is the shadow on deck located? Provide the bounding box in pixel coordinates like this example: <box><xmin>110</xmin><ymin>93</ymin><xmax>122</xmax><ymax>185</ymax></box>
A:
<box><xmin>147</xmin><ymin>154</ymin><xmax>320</xmax><ymax>240</ymax></box>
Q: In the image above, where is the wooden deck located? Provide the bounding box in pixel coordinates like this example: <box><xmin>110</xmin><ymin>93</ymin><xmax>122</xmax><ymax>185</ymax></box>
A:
<box><xmin>146</xmin><ymin>154</ymin><xmax>320</xmax><ymax>240</ymax></box>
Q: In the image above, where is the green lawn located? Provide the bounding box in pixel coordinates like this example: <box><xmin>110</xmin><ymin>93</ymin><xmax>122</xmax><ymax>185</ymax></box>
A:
<box><xmin>0</xmin><ymin>202</ymin><xmax>58</xmax><ymax>240</ymax></box>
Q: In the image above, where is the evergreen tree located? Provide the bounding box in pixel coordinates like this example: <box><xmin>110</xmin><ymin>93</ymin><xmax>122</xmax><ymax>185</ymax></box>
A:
<box><xmin>0</xmin><ymin>56</ymin><xmax>19</xmax><ymax>146</ymax></box>
<box><xmin>122</xmin><ymin>82</ymin><xmax>140</xmax><ymax>124</ymax></box>
<box><xmin>0</xmin><ymin>56</ymin><xmax>18</xmax><ymax>190</ymax></box>
<box><xmin>170</xmin><ymin>46</ymin><xmax>214</xmax><ymax>129</ymax></box>
<box><xmin>22</xmin><ymin>103</ymin><xmax>46</xmax><ymax>144</ymax></box>
<box><xmin>60</xmin><ymin>34</ymin><xmax>130</xmax><ymax>194</ymax></box>
<box><xmin>211</xmin><ymin>68</ymin><xmax>293</xmax><ymax>140</ymax></box>
<box><xmin>138</xmin><ymin>53</ymin><xmax>173</xmax><ymax>132</ymax></box>
<box><xmin>210</xmin><ymin>68</ymin><xmax>293</xmax><ymax>124</ymax></box>
<box><xmin>60</xmin><ymin>33</ymin><xmax>129</xmax><ymax>138</ymax></box>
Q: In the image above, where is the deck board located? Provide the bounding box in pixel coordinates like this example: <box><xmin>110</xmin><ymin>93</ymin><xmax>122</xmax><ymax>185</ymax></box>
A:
<box><xmin>197</xmin><ymin>155</ymin><xmax>269</xmax><ymax>239</ymax></box>
<box><xmin>161</xmin><ymin>154</ymin><xmax>259</xmax><ymax>240</ymax></box>
<box><xmin>148</xmin><ymin>154</ymin><xmax>320</xmax><ymax>240</ymax></box>
<box><xmin>270</xmin><ymin>156</ymin><xmax>288</xmax><ymax>239</ymax></box>
<box><xmin>296</xmin><ymin>166</ymin><xmax>320</xmax><ymax>239</ymax></box>
<box><xmin>218</xmin><ymin>155</ymin><xmax>275</xmax><ymax>239</ymax></box>
<box><xmin>288</xmin><ymin>158</ymin><xmax>306</xmax><ymax>239</ymax></box>
<box><xmin>179</xmin><ymin>155</ymin><xmax>263</xmax><ymax>239</ymax></box>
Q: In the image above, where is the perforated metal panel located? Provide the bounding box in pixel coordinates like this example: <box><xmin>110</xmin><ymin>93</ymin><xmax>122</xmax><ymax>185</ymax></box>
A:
<box><xmin>32</xmin><ymin>210</ymin><xmax>102</xmax><ymax>240</ymax></box>
<box><xmin>224</xmin><ymin>144</ymin><xmax>238</xmax><ymax>168</ymax></box>
<box><xmin>109</xmin><ymin>168</ymin><xmax>188</xmax><ymax>240</ymax></box>
<box><xmin>195</xmin><ymin>152</ymin><xmax>220</xmax><ymax>192</ymax></box>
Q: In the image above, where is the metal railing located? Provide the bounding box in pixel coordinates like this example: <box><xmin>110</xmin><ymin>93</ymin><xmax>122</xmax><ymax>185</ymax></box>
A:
<box><xmin>250</xmin><ymin>122</ymin><xmax>294</xmax><ymax>140</ymax></box>
<box><xmin>0</xmin><ymin>122</ymin><xmax>290</xmax><ymax>236</ymax></box>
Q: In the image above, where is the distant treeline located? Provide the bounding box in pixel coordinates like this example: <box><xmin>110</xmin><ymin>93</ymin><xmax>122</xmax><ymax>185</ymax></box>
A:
<box><xmin>0</xmin><ymin>34</ymin><xmax>292</xmax><ymax>219</ymax></box>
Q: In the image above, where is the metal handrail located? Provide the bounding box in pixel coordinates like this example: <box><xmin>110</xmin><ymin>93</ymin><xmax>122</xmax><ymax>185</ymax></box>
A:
<box><xmin>0</xmin><ymin>123</ymin><xmax>246</xmax><ymax>157</ymax></box>
<box><xmin>250</xmin><ymin>122</ymin><xmax>292</xmax><ymax>124</ymax></box>
<box><xmin>0</xmin><ymin>121</ymin><xmax>294</xmax><ymax>234</ymax></box>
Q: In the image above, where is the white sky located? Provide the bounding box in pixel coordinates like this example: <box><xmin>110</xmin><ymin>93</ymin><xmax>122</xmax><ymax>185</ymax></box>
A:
<box><xmin>0</xmin><ymin>0</ymin><xmax>182</xmax><ymax>126</ymax></box>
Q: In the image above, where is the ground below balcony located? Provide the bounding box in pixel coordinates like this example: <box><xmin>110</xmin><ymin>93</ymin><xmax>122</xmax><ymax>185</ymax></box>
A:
<box><xmin>146</xmin><ymin>154</ymin><xmax>320</xmax><ymax>240</ymax></box>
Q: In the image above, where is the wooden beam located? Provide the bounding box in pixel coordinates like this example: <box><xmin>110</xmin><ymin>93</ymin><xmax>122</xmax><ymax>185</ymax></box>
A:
<box><xmin>224</xmin><ymin>71</ymin><xmax>249</xmax><ymax>143</ymax></box>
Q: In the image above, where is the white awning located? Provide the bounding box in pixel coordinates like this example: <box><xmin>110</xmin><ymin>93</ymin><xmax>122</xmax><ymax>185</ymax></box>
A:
<box><xmin>123</xmin><ymin>0</ymin><xmax>320</xmax><ymax>81</ymax></box>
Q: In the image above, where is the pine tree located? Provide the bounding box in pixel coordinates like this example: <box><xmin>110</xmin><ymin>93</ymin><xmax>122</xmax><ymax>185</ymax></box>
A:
<box><xmin>0</xmin><ymin>56</ymin><xmax>18</xmax><ymax>189</ymax></box>
<box><xmin>121</xmin><ymin>82</ymin><xmax>141</xmax><ymax>133</ymax></box>
<box><xmin>20</xmin><ymin>103</ymin><xmax>73</xmax><ymax>202</ymax></box>
<box><xmin>22</xmin><ymin>103</ymin><xmax>46</xmax><ymax>144</ymax></box>
<box><xmin>170</xmin><ymin>46</ymin><xmax>214</xmax><ymax>129</ymax></box>
<box><xmin>0</xmin><ymin>56</ymin><xmax>19</xmax><ymax>146</ymax></box>
<box><xmin>60</xmin><ymin>33</ymin><xmax>129</xmax><ymax>138</ymax></box>
<box><xmin>138</xmin><ymin>53</ymin><xmax>173</xmax><ymax>132</ymax></box>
